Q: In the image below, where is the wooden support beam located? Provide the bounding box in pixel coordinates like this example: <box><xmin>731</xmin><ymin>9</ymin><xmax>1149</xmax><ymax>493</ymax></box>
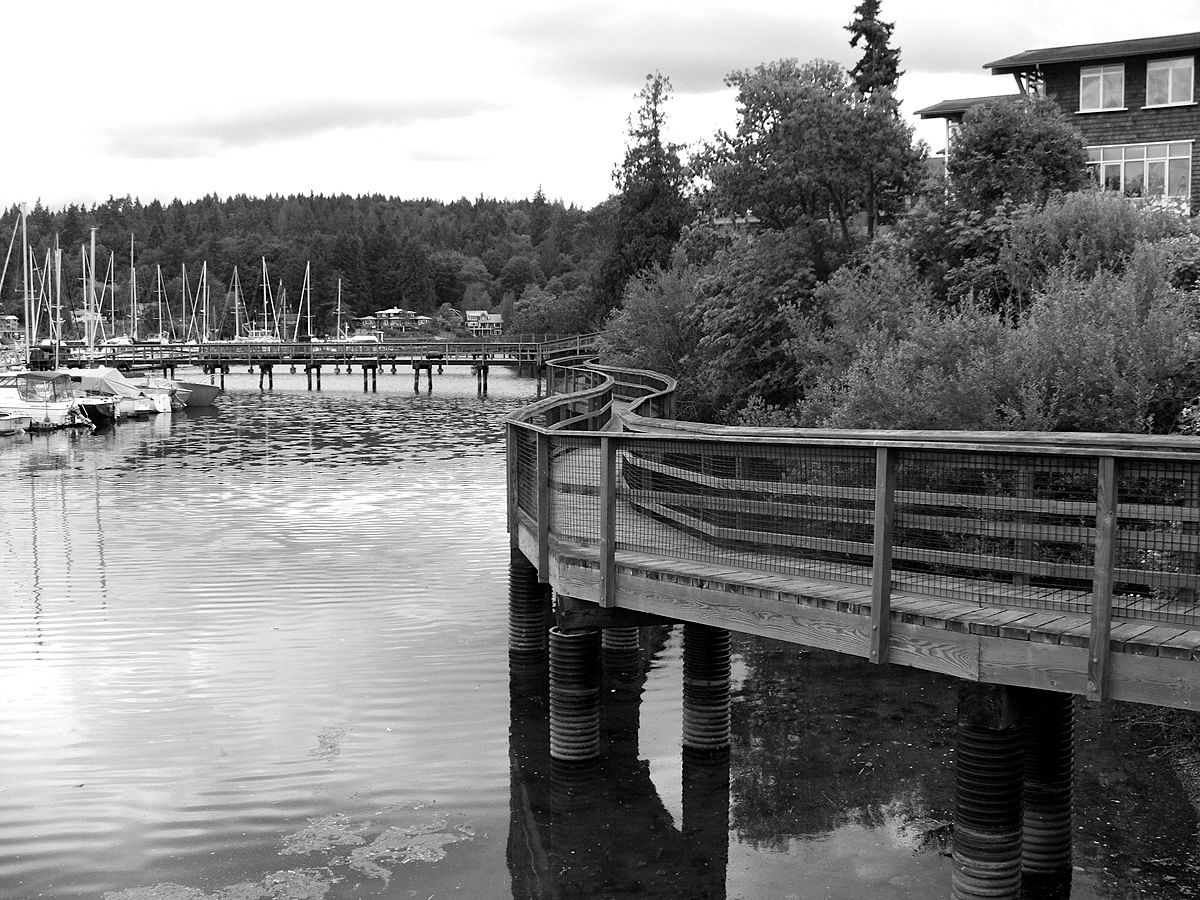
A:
<box><xmin>870</xmin><ymin>446</ymin><xmax>896</xmax><ymax>665</ymax></box>
<box><xmin>555</xmin><ymin>592</ymin><xmax>674</xmax><ymax>630</ymax></box>
<box><xmin>1088</xmin><ymin>455</ymin><xmax>1117</xmax><ymax>701</ymax></box>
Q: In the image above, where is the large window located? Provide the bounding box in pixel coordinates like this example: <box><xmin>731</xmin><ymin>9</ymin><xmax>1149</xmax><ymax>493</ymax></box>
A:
<box><xmin>1147</xmin><ymin>57</ymin><xmax>1194</xmax><ymax>106</ymax></box>
<box><xmin>1087</xmin><ymin>142</ymin><xmax>1192</xmax><ymax>203</ymax></box>
<box><xmin>1080</xmin><ymin>64</ymin><xmax>1125</xmax><ymax>111</ymax></box>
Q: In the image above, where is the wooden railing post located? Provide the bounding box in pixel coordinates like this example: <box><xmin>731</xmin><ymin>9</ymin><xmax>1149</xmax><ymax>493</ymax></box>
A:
<box><xmin>506</xmin><ymin>422</ymin><xmax>519</xmax><ymax>545</ymax></box>
<box><xmin>599</xmin><ymin>436</ymin><xmax>617</xmax><ymax>608</ymax></box>
<box><xmin>870</xmin><ymin>446</ymin><xmax>897</xmax><ymax>665</ymax></box>
<box><xmin>1088</xmin><ymin>455</ymin><xmax>1118</xmax><ymax>702</ymax></box>
<box><xmin>536</xmin><ymin>431</ymin><xmax>551</xmax><ymax>582</ymax></box>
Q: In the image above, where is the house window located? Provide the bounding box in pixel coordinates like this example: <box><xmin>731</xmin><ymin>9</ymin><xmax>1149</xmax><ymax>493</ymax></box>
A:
<box><xmin>1147</xmin><ymin>57</ymin><xmax>1194</xmax><ymax>106</ymax></box>
<box><xmin>1080</xmin><ymin>64</ymin><xmax>1124</xmax><ymax>111</ymax></box>
<box><xmin>1087</xmin><ymin>142</ymin><xmax>1192</xmax><ymax>202</ymax></box>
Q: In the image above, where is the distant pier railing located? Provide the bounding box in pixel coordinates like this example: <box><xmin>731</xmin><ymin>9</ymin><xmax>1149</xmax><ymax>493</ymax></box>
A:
<box><xmin>507</xmin><ymin>357</ymin><xmax>1200</xmax><ymax>709</ymax></box>
<box><xmin>38</xmin><ymin>333</ymin><xmax>602</xmax><ymax>371</ymax></box>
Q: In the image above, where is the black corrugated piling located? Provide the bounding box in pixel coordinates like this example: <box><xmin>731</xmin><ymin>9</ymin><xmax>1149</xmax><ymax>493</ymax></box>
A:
<box><xmin>682</xmin><ymin>624</ymin><xmax>731</xmax><ymax>752</ymax></box>
<box><xmin>953</xmin><ymin>684</ymin><xmax>1025</xmax><ymax>900</ymax></box>
<box><xmin>1020</xmin><ymin>690</ymin><xmax>1074</xmax><ymax>898</ymax></box>
<box><xmin>507</xmin><ymin>548</ymin><xmax>548</xmax><ymax>656</ymax></box>
<box><xmin>548</xmin><ymin>627</ymin><xmax>601</xmax><ymax>762</ymax></box>
<box><xmin>601</xmin><ymin>626</ymin><xmax>641</xmax><ymax>670</ymax></box>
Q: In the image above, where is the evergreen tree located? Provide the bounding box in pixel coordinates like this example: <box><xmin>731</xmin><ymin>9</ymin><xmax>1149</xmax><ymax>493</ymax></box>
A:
<box><xmin>846</xmin><ymin>0</ymin><xmax>902</xmax><ymax>95</ymax></box>
<box><xmin>594</xmin><ymin>72</ymin><xmax>692</xmax><ymax>317</ymax></box>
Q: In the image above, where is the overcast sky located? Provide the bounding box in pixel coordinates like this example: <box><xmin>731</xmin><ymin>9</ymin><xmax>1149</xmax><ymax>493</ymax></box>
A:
<box><xmin>5</xmin><ymin>0</ymin><xmax>1195</xmax><ymax>212</ymax></box>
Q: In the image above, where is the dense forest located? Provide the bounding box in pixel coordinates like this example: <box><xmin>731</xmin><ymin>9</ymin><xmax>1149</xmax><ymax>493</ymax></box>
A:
<box><xmin>0</xmin><ymin>190</ymin><xmax>607</xmax><ymax>339</ymax></box>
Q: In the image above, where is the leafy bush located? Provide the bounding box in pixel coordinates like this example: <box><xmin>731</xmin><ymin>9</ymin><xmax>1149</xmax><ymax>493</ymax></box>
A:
<box><xmin>800</xmin><ymin>245</ymin><xmax>1199</xmax><ymax>433</ymax></box>
<box><xmin>598</xmin><ymin>264</ymin><xmax>701</xmax><ymax>378</ymax></box>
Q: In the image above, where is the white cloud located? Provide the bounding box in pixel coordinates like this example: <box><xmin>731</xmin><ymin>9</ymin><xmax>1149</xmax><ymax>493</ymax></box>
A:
<box><xmin>2</xmin><ymin>0</ymin><xmax>1192</xmax><ymax>210</ymax></box>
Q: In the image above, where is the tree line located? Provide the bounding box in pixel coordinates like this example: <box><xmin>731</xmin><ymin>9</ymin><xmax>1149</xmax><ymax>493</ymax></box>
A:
<box><xmin>0</xmin><ymin>191</ymin><xmax>608</xmax><ymax>339</ymax></box>
<box><xmin>598</xmin><ymin>0</ymin><xmax>1200</xmax><ymax>436</ymax></box>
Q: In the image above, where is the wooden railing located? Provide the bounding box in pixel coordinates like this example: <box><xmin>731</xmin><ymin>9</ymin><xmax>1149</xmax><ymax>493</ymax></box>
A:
<box><xmin>48</xmin><ymin>333</ymin><xmax>603</xmax><ymax>369</ymax></box>
<box><xmin>508</xmin><ymin>358</ymin><xmax>1200</xmax><ymax>706</ymax></box>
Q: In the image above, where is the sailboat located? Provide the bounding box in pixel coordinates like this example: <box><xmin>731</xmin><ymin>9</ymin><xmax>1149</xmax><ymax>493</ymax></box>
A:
<box><xmin>232</xmin><ymin>258</ymin><xmax>282</xmax><ymax>342</ymax></box>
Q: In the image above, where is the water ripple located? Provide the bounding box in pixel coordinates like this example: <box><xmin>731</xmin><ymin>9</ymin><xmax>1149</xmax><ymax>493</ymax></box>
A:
<box><xmin>0</xmin><ymin>372</ymin><xmax>534</xmax><ymax>898</ymax></box>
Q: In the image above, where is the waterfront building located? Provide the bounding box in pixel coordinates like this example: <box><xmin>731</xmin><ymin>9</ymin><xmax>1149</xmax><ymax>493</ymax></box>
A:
<box><xmin>917</xmin><ymin>31</ymin><xmax>1200</xmax><ymax>212</ymax></box>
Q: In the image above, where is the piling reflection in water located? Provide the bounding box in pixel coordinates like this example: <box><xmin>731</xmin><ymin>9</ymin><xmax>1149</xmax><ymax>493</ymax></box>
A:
<box><xmin>508</xmin><ymin>623</ymin><xmax>730</xmax><ymax>899</ymax></box>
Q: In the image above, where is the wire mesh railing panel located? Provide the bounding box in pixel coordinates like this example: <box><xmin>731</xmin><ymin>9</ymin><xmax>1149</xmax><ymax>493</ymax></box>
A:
<box><xmin>511</xmin><ymin>411</ymin><xmax>1200</xmax><ymax>631</ymax></box>
<box><xmin>514</xmin><ymin>427</ymin><xmax>539</xmax><ymax>517</ymax></box>
<box><xmin>1113</xmin><ymin>457</ymin><xmax>1200</xmax><ymax>625</ymax></box>
<box><xmin>616</xmin><ymin>439</ymin><xmax>877</xmax><ymax>582</ymax></box>
<box><xmin>892</xmin><ymin>451</ymin><xmax>1097</xmax><ymax>611</ymax></box>
<box><xmin>549</xmin><ymin>434</ymin><xmax>602</xmax><ymax>549</ymax></box>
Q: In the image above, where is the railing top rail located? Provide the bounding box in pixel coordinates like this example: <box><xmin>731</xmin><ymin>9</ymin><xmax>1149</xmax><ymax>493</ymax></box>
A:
<box><xmin>616</xmin><ymin>415</ymin><xmax>1200</xmax><ymax>460</ymax></box>
<box><xmin>512</xmin><ymin>414</ymin><xmax>1200</xmax><ymax>459</ymax></box>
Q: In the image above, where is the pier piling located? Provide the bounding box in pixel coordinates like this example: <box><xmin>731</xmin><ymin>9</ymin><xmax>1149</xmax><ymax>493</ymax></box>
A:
<box><xmin>953</xmin><ymin>684</ymin><xmax>1025</xmax><ymax>900</ymax></box>
<box><xmin>1021</xmin><ymin>690</ymin><xmax>1074</xmax><ymax>894</ymax></box>
<box><xmin>682</xmin><ymin>624</ymin><xmax>732</xmax><ymax>752</ymax></box>
<box><xmin>548</xmin><ymin>625</ymin><xmax>601</xmax><ymax>762</ymax></box>
<box><xmin>508</xmin><ymin>548</ymin><xmax>549</xmax><ymax>656</ymax></box>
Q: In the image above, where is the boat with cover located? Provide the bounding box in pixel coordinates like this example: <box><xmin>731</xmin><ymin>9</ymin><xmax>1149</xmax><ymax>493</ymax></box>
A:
<box><xmin>0</xmin><ymin>371</ymin><xmax>90</xmax><ymax>429</ymax></box>
<box><xmin>64</xmin><ymin>366</ymin><xmax>177</xmax><ymax>417</ymax></box>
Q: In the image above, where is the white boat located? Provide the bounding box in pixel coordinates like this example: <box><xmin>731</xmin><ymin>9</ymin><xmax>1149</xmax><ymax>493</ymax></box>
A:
<box><xmin>0</xmin><ymin>412</ymin><xmax>31</xmax><ymax>435</ymax></box>
<box><xmin>0</xmin><ymin>370</ymin><xmax>90</xmax><ymax>429</ymax></box>
<box><xmin>134</xmin><ymin>374</ymin><xmax>221</xmax><ymax>408</ymax></box>
<box><xmin>231</xmin><ymin>326</ymin><xmax>281</xmax><ymax>343</ymax></box>
<box><xmin>64</xmin><ymin>366</ymin><xmax>178</xmax><ymax>417</ymax></box>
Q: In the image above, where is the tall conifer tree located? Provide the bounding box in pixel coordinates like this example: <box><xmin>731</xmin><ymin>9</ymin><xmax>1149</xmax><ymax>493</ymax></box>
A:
<box><xmin>595</xmin><ymin>72</ymin><xmax>691</xmax><ymax>317</ymax></box>
<box><xmin>846</xmin><ymin>0</ymin><xmax>902</xmax><ymax>96</ymax></box>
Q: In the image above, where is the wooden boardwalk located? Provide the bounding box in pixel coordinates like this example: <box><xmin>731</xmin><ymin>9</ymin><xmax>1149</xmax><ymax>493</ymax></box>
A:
<box><xmin>508</xmin><ymin>360</ymin><xmax>1200</xmax><ymax>711</ymax></box>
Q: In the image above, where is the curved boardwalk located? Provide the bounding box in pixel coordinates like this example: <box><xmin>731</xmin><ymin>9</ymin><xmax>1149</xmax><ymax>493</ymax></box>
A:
<box><xmin>507</xmin><ymin>358</ymin><xmax>1200</xmax><ymax>711</ymax></box>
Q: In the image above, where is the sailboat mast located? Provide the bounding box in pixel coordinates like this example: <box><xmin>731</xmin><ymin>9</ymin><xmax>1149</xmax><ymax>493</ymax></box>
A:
<box><xmin>103</xmin><ymin>251</ymin><xmax>115</xmax><ymax>343</ymax></box>
<box><xmin>181</xmin><ymin>264</ymin><xmax>188</xmax><ymax>342</ymax></box>
<box><xmin>200</xmin><ymin>261</ymin><xmax>208</xmax><ymax>343</ymax></box>
<box><xmin>232</xmin><ymin>267</ymin><xmax>241</xmax><ymax>339</ymax></box>
<box><xmin>305</xmin><ymin>261</ymin><xmax>312</xmax><ymax>339</ymax></box>
<box><xmin>261</xmin><ymin>257</ymin><xmax>268</xmax><ymax>335</ymax></box>
<box><xmin>336</xmin><ymin>278</ymin><xmax>342</xmax><ymax>340</ymax></box>
<box><xmin>155</xmin><ymin>264</ymin><xmax>164</xmax><ymax>341</ymax></box>
<box><xmin>53</xmin><ymin>240</ymin><xmax>62</xmax><ymax>369</ymax></box>
<box><xmin>129</xmin><ymin>234</ymin><xmax>137</xmax><ymax>342</ymax></box>
<box><xmin>20</xmin><ymin>204</ymin><xmax>29</xmax><ymax>364</ymax></box>
<box><xmin>88</xmin><ymin>226</ymin><xmax>97</xmax><ymax>355</ymax></box>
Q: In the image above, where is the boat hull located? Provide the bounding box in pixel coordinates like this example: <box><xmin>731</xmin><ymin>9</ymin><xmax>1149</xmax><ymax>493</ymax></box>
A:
<box><xmin>0</xmin><ymin>413</ymin><xmax>31</xmax><ymax>434</ymax></box>
<box><xmin>175</xmin><ymin>381</ymin><xmax>222</xmax><ymax>407</ymax></box>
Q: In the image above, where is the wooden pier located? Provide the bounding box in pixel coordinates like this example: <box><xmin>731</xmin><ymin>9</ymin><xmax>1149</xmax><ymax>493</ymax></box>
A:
<box><xmin>47</xmin><ymin>334</ymin><xmax>600</xmax><ymax>375</ymax></box>
<box><xmin>505</xmin><ymin>354</ymin><xmax>1200</xmax><ymax>899</ymax></box>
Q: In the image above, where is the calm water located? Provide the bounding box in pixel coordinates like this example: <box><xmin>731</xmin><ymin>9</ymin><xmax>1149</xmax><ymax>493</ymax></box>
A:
<box><xmin>0</xmin><ymin>366</ymin><xmax>1197</xmax><ymax>900</ymax></box>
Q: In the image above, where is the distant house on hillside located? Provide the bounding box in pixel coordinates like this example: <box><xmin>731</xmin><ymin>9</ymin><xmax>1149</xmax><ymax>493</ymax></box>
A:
<box><xmin>373</xmin><ymin>307</ymin><xmax>419</xmax><ymax>333</ymax></box>
<box><xmin>917</xmin><ymin>31</ymin><xmax>1200</xmax><ymax>212</ymax></box>
<box><xmin>464</xmin><ymin>310</ymin><xmax>503</xmax><ymax>336</ymax></box>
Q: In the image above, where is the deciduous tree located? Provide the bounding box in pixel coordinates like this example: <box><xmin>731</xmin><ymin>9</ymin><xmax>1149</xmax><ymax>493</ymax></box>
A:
<box><xmin>946</xmin><ymin>96</ymin><xmax>1089</xmax><ymax>211</ymax></box>
<box><xmin>697</xmin><ymin>59</ymin><xmax>924</xmax><ymax>241</ymax></box>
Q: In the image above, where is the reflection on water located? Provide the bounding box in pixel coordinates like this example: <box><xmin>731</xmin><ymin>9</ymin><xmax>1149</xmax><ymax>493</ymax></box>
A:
<box><xmin>0</xmin><ymin>366</ymin><xmax>1198</xmax><ymax>899</ymax></box>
